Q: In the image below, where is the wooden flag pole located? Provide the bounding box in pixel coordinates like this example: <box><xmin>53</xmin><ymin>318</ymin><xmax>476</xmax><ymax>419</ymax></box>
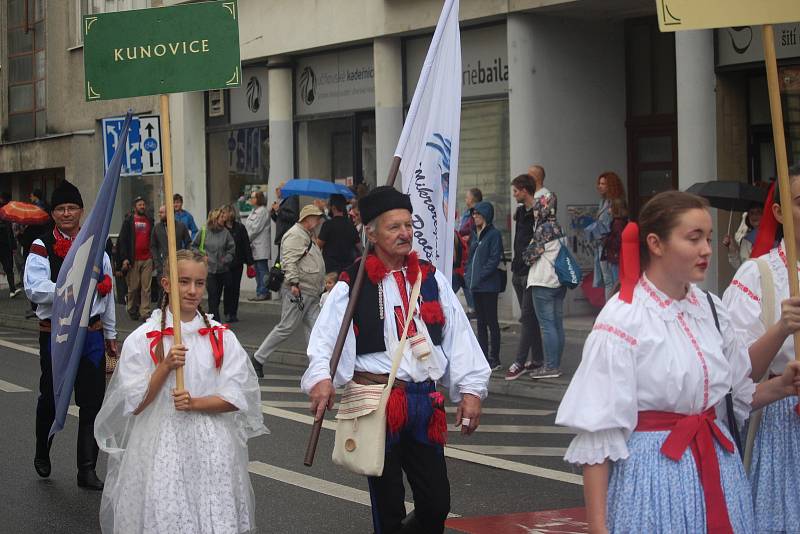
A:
<box><xmin>303</xmin><ymin>155</ymin><xmax>402</xmax><ymax>467</ymax></box>
<box><xmin>763</xmin><ymin>25</ymin><xmax>800</xmax><ymax>362</ymax></box>
<box><xmin>160</xmin><ymin>93</ymin><xmax>184</xmax><ymax>389</ymax></box>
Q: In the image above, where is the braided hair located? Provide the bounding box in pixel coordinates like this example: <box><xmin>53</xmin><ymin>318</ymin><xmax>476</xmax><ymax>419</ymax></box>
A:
<box><xmin>155</xmin><ymin>249</ymin><xmax>210</xmax><ymax>363</ymax></box>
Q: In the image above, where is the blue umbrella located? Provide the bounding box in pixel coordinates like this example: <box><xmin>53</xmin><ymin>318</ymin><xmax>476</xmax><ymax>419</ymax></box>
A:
<box><xmin>280</xmin><ymin>178</ymin><xmax>354</xmax><ymax>199</ymax></box>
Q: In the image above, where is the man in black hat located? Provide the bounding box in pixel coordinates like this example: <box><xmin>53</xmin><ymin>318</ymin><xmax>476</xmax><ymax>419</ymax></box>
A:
<box><xmin>302</xmin><ymin>186</ymin><xmax>491</xmax><ymax>533</ymax></box>
<box><xmin>24</xmin><ymin>180</ymin><xmax>117</xmax><ymax>490</ymax></box>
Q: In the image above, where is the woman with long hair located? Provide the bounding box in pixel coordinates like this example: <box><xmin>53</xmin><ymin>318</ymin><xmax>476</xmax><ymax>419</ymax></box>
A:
<box><xmin>589</xmin><ymin>172</ymin><xmax>628</xmax><ymax>301</ymax></box>
<box><xmin>722</xmin><ymin>164</ymin><xmax>800</xmax><ymax>533</ymax></box>
<box><xmin>95</xmin><ymin>249</ymin><xmax>266</xmax><ymax>533</ymax></box>
<box><xmin>557</xmin><ymin>190</ymin><xmax>800</xmax><ymax>533</ymax></box>
<box><xmin>193</xmin><ymin>208</ymin><xmax>235</xmax><ymax>321</ymax></box>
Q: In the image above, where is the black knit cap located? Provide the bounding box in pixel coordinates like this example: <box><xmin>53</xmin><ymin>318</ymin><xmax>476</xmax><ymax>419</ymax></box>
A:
<box><xmin>50</xmin><ymin>180</ymin><xmax>83</xmax><ymax>209</ymax></box>
<box><xmin>358</xmin><ymin>186</ymin><xmax>413</xmax><ymax>224</ymax></box>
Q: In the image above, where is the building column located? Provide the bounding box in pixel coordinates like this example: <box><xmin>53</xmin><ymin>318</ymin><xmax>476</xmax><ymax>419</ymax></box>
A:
<box><xmin>373</xmin><ymin>37</ymin><xmax>403</xmax><ymax>189</ymax></box>
<box><xmin>168</xmin><ymin>91</ymin><xmax>207</xmax><ymax>217</ymax></box>
<box><xmin>268</xmin><ymin>56</ymin><xmax>294</xmax><ymax>196</ymax></box>
<box><xmin>676</xmin><ymin>30</ymin><xmax>719</xmax><ymax>291</ymax></box>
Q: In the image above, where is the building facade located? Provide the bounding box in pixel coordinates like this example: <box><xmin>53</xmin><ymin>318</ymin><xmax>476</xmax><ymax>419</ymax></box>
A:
<box><xmin>3</xmin><ymin>0</ymin><xmax>798</xmax><ymax>317</ymax></box>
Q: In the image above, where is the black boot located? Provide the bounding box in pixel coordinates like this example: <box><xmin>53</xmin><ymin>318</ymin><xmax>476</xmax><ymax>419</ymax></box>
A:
<box><xmin>34</xmin><ymin>435</ymin><xmax>53</xmax><ymax>478</ymax></box>
<box><xmin>76</xmin><ymin>420</ymin><xmax>103</xmax><ymax>490</ymax></box>
<box><xmin>250</xmin><ymin>354</ymin><xmax>264</xmax><ymax>378</ymax></box>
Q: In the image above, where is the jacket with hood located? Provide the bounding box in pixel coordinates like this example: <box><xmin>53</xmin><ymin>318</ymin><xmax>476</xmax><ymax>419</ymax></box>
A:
<box><xmin>465</xmin><ymin>201</ymin><xmax>503</xmax><ymax>293</ymax></box>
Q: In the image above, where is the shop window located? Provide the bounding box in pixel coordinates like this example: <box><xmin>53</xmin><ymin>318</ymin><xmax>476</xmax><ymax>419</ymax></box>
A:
<box><xmin>458</xmin><ymin>99</ymin><xmax>511</xmax><ymax>249</ymax></box>
<box><xmin>206</xmin><ymin>127</ymin><xmax>270</xmax><ymax>216</ymax></box>
<box><xmin>6</xmin><ymin>0</ymin><xmax>46</xmax><ymax>141</ymax></box>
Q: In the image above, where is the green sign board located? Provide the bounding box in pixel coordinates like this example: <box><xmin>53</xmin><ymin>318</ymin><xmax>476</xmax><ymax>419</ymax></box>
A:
<box><xmin>83</xmin><ymin>0</ymin><xmax>240</xmax><ymax>101</ymax></box>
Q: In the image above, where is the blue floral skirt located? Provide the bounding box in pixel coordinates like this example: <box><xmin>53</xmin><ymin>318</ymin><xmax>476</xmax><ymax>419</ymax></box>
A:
<box><xmin>750</xmin><ymin>395</ymin><xmax>800</xmax><ymax>533</ymax></box>
<box><xmin>607</xmin><ymin>429</ymin><xmax>754</xmax><ymax>533</ymax></box>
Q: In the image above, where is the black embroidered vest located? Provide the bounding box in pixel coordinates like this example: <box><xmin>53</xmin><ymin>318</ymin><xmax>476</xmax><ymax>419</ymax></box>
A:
<box><xmin>39</xmin><ymin>231</ymin><xmax>65</xmax><ymax>282</ymax></box>
<box><xmin>345</xmin><ymin>260</ymin><xmax>444</xmax><ymax>356</ymax></box>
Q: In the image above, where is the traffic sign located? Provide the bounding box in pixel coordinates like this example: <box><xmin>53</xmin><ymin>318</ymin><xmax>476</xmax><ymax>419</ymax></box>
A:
<box><xmin>101</xmin><ymin>114</ymin><xmax>163</xmax><ymax>176</ymax></box>
<box><xmin>655</xmin><ymin>0</ymin><xmax>800</xmax><ymax>32</ymax></box>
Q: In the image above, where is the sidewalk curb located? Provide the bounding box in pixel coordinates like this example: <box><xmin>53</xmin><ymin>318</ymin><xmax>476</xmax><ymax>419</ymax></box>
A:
<box><xmin>0</xmin><ymin>312</ymin><xmax>568</xmax><ymax>404</ymax></box>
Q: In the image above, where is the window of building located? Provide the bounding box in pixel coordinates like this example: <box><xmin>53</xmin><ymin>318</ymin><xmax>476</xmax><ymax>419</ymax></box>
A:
<box><xmin>206</xmin><ymin>127</ymin><xmax>270</xmax><ymax>215</ymax></box>
<box><xmin>76</xmin><ymin>0</ymin><xmax>150</xmax><ymax>45</ymax></box>
<box><xmin>7</xmin><ymin>0</ymin><xmax>46</xmax><ymax>141</ymax></box>
<box><xmin>458</xmin><ymin>99</ymin><xmax>511</xmax><ymax>249</ymax></box>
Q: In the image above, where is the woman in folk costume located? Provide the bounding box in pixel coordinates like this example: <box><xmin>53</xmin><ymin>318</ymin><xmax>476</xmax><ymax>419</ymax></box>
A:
<box><xmin>95</xmin><ymin>249</ymin><xmax>266</xmax><ymax>533</ymax></box>
<box><xmin>556</xmin><ymin>191</ymin><xmax>800</xmax><ymax>534</ymax></box>
<box><xmin>722</xmin><ymin>164</ymin><xmax>800</xmax><ymax>533</ymax></box>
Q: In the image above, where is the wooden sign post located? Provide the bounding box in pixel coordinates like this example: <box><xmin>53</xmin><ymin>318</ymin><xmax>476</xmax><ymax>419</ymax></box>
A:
<box><xmin>656</xmin><ymin>0</ymin><xmax>800</xmax><ymax>361</ymax></box>
<box><xmin>83</xmin><ymin>0</ymin><xmax>242</xmax><ymax>388</ymax></box>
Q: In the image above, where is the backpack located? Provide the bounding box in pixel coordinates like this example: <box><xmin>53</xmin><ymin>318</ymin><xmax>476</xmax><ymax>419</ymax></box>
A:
<box><xmin>553</xmin><ymin>240</ymin><xmax>582</xmax><ymax>289</ymax></box>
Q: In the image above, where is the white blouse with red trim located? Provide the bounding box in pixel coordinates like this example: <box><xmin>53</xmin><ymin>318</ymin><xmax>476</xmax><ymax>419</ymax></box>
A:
<box><xmin>723</xmin><ymin>240</ymin><xmax>796</xmax><ymax>377</ymax></box>
<box><xmin>555</xmin><ymin>274</ymin><xmax>755</xmax><ymax>466</ymax></box>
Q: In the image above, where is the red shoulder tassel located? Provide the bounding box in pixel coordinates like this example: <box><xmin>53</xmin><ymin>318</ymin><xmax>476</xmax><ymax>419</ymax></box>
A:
<box><xmin>618</xmin><ymin>222</ymin><xmax>640</xmax><ymax>304</ymax></box>
<box><xmin>96</xmin><ymin>274</ymin><xmax>112</xmax><ymax>296</ymax></box>
<box><xmin>366</xmin><ymin>255</ymin><xmax>387</xmax><ymax>284</ymax></box>
<box><xmin>386</xmin><ymin>387</ymin><xmax>407</xmax><ymax>435</ymax></box>
<box><xmin>406</xmin><ymin>251</ymin><xmax>420</xmax><ymax>285</ymax></box>
<box><xmin>427</xmin><ymin>392</ymin><xmax>448</xmax><ymax>445</ymax></box>
<box><xmin>420</xmin><ymin>301</ymin><xmax>445</xmax><ymax>325</ymax></box>
<box><xmin>752</xmin><ymin>182</ymin><xmax>778</xmax><ymax>259</ymax></box>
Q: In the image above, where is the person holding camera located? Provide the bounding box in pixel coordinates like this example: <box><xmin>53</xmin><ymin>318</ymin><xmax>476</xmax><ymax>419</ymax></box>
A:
<box><xmin>251</xmin><ymin>205</ymin><xmax>325</xmax><ymax>377</ymax></box>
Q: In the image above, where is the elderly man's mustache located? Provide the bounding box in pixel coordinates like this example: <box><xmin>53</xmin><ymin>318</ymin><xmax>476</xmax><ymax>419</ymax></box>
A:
<box><xmin>395</xmin><ymin>238</ymin><xmax>411</xmax><ymax>246</ymax></box>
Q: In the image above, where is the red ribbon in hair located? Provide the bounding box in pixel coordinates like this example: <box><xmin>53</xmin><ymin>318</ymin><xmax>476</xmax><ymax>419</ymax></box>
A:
<box><xmin>199</xmin><ymin>325</ymin><xmax>228</xmax><ymax>368</ymax></box>
<box><xmin>145</xmin><ymin>327</ymin><xmax>174</xmax><ymax>366</ymax></box>
<box><xmin>751</xmin><ymin>182</ymin><xmax>778</xmax><ymax>259</ymax></box>
<box><xmin>619</xmin><ymin>222</ymin><xmax>641</xmax><ymax>304</ymax></box>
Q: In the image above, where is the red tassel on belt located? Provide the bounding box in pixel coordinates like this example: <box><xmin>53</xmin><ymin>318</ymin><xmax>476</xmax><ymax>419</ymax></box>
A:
<box><xmin>636</xmin><ymin>408</ymin><xmax>735</xmax><ymax>534</ymax></box>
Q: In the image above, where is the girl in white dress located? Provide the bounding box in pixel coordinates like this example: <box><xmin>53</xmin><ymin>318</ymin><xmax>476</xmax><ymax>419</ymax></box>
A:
<box><xmin>95</xmin><ymin>249</ymin><xmax>266</xmax><ymax>533</ymax></box>
<box><xmin>722</xmin><ymin>166</ymin><xmax>800</xmax><ymax>533</ymax></box>
<box><xmin>556</xmin><ymin>191</ymin><xmax>800</xmax><ymax>534</ymax></box>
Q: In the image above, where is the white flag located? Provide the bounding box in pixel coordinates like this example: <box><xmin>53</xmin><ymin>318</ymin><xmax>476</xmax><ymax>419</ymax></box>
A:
<box><xmin>396</xmin><ymin>0</ymin><xmax>461</xmax><ymax>280</ymax></box>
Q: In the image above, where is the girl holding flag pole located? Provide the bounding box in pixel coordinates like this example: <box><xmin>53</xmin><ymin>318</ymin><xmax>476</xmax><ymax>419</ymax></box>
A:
<box><xmin>94</xmin><ymin>249</ymin><xmax>266</xmax><ymax>533</ymax></box>
<box><xmin>556</xmin><ymin>191</ymin><xmax>800</xmax><ymax>533</ymax></box>
<box><xmin>722</xmin><ymin>163</ymin><xmax>800</xmax><ymax>533</ymax></box>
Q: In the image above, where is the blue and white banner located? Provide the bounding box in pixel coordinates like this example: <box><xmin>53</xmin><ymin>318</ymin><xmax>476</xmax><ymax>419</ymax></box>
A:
<box><xmin>49</xmin><ymin>111</ymin><xmax>132</xmax><ymax>438</ymax></box>
<box><xmin>395</xmin><ymin>0</ymin><xmax>461</xmax><ymax>280</ymax></box>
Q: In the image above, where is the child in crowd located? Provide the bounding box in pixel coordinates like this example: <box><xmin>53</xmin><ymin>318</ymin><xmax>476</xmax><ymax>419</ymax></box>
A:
<box><xmin>320</xmin><ymin>271</ymin><xmax>339</xmax><ymax>308</ymax></box>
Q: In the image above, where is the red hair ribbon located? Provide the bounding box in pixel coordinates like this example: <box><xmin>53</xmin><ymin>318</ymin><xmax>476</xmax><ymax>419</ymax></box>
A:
<box><xmin>619</xmin><ymin>222</ymin><xmax>641</xmax><ymax>304</ymax></box>
<box><xmin>751</xmin><ymin>182</ymin><xmax>778</xmax><ymax>259</ymax></box>
<box><xmin>199</xmin><ymin>325</ymin><xmax>228</xmax><ymax>368</ymax></box>
<box><xmin>145</xmin><ymin>327</ymin><xmax>174</xmax><ymax>366</ymax></box>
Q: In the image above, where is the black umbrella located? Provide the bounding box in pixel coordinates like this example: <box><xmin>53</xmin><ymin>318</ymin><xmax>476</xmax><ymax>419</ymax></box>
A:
<box><xmin>685</xmin><ymin>181</ymin><xmax>767</xmax><ymax>235</ymax></box>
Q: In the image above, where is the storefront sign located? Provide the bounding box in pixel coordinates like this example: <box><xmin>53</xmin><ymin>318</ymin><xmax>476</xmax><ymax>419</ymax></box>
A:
<box><xmin>405</xmin><ymin>24</ymin><xmax>508</xmax><ymax>102</ymax></box>
<box><xmin>717</xmin><ymin>23</ymin><xmax>800</xmax><ymax>67</ymax></box>
<box><xmin>230</xmin><ymin>67</ymin><xmax>269</xmax><ymax>124</ymax></box>
<box><xmin>83</xmin><ymin>0</ymin><xmax>241</xmax><ymax>100</ymax></box>
<box><xmin>656</xmin><ymin>0</ymin><xmax>800</xmax><ymax>32</ymax></box>
<box><xmin>295</xmin><ymin>47</ymin><xmax>374</xmax><ymax>116</ymax></box>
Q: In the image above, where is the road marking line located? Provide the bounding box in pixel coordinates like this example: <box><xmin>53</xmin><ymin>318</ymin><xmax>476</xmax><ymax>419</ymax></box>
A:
<box><xmin>261</xmin><ymin>386</ymin><xmax>343</xmax><ymax>394</ymax></box>
<box><xmin>262</xmin><ymin>374</ymin><xmax>302</xmax><ymax>382</ymax></box>
<box><xmin>0</xmin><ymin>378</ymin><xmax>30</xmax><ymax>392</ymax></box>
<box><xmin>68</xmin><ymin>405</ymin><xmax>79</xmax><ymax>418</ymax></box>
<box><xmin>473</xmin><ymin>425</ymin><xmax>574</xmax><ymax>435</ymax></box>
<box><xmin>248</xmin><ymin>461</ymin><xmax>459</xmax><ymax>517</ymax></box>
<box><xmin>261</xmin><ymin>405</ymin><xmax>583</xmax><ymax>486</ymax></box>
<box><xmin>0</xmin><ymin>338</ymin><xmax>39</xmax><ymax>356</ymax></box>
<box><xmin>262</xmin><ymin>400</ymin><xmax>554</xmax><ymax>418</ymax></box>
<box><xmin>448</xmin><ymin>445</ymin><xmax>567</xmax><ymax>457</ymax></box>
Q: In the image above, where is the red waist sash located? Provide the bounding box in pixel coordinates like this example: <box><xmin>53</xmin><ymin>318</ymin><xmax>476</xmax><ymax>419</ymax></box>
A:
<box><xmin>636</xmin><ymin>408</ymin><xmax>735</xmax><ymax>534</ymax></box>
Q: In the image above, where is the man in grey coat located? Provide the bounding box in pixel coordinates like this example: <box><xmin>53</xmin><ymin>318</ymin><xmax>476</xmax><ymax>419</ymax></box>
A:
<box><xmin>251</xmin><ymin>204</ymin><xmax>325</xmax><ymax>377</ymax></box>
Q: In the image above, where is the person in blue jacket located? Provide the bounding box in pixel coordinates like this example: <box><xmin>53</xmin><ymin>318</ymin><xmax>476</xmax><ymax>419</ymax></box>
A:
<box><xmin>465</xmin><ymin>201</ymin><xmax>504</xmax><ymax>370</ymax></box>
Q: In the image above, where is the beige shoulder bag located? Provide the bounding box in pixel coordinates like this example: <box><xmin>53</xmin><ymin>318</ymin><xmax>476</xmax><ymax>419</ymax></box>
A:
<box><xmin>743</xmin><ymin>257</ymin><xmax>775</xmax><ymax>472</ymax></box>
<box><xmin>332</xmin><ymin>274</ymin><xmax>422</xmax><ymax>476</ymax></box>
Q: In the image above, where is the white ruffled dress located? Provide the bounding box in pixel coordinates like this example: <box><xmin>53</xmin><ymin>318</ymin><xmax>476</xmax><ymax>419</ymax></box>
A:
<box><xmin>556</xmin><ymin>276</ymin><xmax>756</xmax><ymax>533</ymax></box>
<box><xmin>95</xmin><ymin>309</ymin><xmax>267</xmax><ymax>534</ymax></box>
<box><xmin>723</xmin><ymin>242</ymin><xmax>800</xmax><ymax>533</ymax></box>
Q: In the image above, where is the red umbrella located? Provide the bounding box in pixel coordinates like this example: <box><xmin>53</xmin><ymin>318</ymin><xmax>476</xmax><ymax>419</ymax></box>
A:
<box><xmin>0</xmin><ymin>201</ymin><xmax>50</xmax><ymax>225</ymax></box>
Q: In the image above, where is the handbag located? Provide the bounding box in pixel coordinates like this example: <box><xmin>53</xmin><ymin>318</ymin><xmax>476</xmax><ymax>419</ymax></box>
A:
<box><xmin>332</xmin><ymin>274</ymin><xmax>422</xmax><ymax>476</ymax></box>
<box><xmin>105</xmin><ymin>353</ymin><xmax>118</xmax><ymax>375</ymax></box>
<box><xmin>553</xmin><ymin>240</ymin><xmax>582</xmax><ymax>289</ymax></box>
<box><xmin>267</xmin><ymin>238</ymin><xmax>314</xmax><ymax>292</ymax></box>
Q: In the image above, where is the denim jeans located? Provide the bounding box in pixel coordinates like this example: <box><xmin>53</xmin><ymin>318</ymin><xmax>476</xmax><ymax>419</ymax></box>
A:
<box><xmin>599</xmin><ymin>261</ymin><xmax>619</xmax><ymax>301</ymax></box>
<box><xmin>532</xmin><ymin>285</ymin><xmax>567</xmax><ymax>370</ymax></box>
<box><xmin>254</xmin><ymin>259</ymin><xmax>270</xmax><ymax>297</ymax></box>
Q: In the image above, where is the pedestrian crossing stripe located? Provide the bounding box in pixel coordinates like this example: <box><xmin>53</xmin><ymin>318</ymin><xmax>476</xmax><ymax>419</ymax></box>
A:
<box><xmin>264</xmin><ymin>400</ymin><xmax>555</xmax><ymax>417</ymax></box>
<box><xmin>0</xmin><ymin>379</ymin><xmax>29</xmax><ymax>392</ymax></box>
<box><xmin>0</xmin><ymin>338</ymin><xmax>38</xmax><ymax>356</ymax></box>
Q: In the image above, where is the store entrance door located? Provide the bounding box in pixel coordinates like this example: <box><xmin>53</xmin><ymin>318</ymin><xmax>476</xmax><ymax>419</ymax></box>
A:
<box><xmin>627</xmin><ymin>121</ymin><xmax>678</xmax><ymax>216</ymax></box>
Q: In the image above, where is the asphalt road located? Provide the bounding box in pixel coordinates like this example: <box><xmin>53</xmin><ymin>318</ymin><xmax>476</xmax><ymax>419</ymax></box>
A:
<box><xmin>0</xmin><ymin>326</ymin><xmax>586</xmax><ymax>534</ymax></box>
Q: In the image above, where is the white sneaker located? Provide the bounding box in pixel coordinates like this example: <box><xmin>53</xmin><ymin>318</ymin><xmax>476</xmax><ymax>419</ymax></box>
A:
<box><xmin>10</xmin><ymin>288</ymin><xmax>21</xmax><ymax>298</ymax></box>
